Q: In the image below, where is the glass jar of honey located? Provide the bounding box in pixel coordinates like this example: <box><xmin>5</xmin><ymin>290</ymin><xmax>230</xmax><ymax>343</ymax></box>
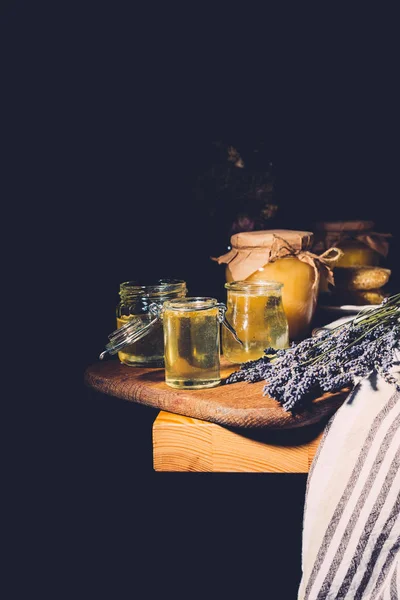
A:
<box><xmin>313</xmin><ymin>220</ymin><xmax>391</xmax><ymax>267</ymax></box>
<box><xmin>162</xmin><ymin>297</ymin><xmax>223</xmax><ymax>389</ymax></box>
<box><xmin>115</xmin><ymin>279</ymin><xmax>187</xmax><ymax>366</ymax></box>
<box><xmin>222</xmin><ymin>281</ymin><xmax>289</xmax><ymax>364</ymax></box>
<box><xmin>212</xmin><ymin>229</ymin><xmax>331</xmax><ymax>341</ymax></box>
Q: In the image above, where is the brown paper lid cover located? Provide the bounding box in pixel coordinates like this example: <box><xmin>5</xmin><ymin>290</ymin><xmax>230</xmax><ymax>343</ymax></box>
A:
<box><xmin>229</xmin><ymin>229</ymin><xmax>314</xmax><ymax>250</ymax></box>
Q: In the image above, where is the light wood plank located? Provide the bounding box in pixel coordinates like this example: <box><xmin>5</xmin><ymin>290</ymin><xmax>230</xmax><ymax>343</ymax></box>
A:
<box><xmin>153</xmin><ymin>411</ymin><xmax>325</xmax><ymax>473</ymax></box>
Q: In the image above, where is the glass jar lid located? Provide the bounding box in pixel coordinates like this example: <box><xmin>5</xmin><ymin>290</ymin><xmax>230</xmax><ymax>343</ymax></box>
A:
<box><xmin>163</xmin><ymin>297</ymin><xmax>218</xmax><ymax>312</ymax></box>
<box><xmin>225</xmin><ymin>280</ymin><xmax>283</xmax><ymax>294</ymax></box>
<box><xmin>119</xmin><ymin>278</ymin><xmax>187</xmax><ymax>300</ymax></box>
<box><xmin>100</xmin><ymin>307</ymin><xmax>161</xmax><ymax>360</ymax></box>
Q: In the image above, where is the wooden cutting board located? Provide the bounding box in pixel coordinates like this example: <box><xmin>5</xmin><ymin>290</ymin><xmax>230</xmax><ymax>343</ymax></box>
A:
<box><xmin>84</xmin><ymin>357</ymin><xmax>349</xmax><ymax>430</ymax></box>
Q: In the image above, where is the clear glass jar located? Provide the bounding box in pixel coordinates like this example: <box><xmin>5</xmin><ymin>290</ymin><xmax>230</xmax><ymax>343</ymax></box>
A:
<box><xmin>162</xmin><ymin>297</ymin><xmax>222</xmax><ymax>389</ymax></box>
<box><xmin>116</xmin><ymin>279</ymin><xmax>187</xmax><ymax>366</ymax></box>
<box><xmin>222</xmin><ymin>281</ymin><xmax>289</xmax><ymax>364</ymax></box>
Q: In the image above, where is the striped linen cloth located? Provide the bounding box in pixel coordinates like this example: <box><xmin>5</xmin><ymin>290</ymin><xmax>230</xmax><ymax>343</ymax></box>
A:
<box><xmin>298</xmin><ymin>352</ymin><xmax>400</xmax><ymax>599</ymax></box>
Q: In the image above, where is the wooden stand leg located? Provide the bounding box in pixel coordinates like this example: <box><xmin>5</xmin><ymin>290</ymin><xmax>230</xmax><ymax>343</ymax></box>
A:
<box><xmin>153</xmin><ymin>411</ymin><xmax>325</xmax><ymax>473</ymax></box>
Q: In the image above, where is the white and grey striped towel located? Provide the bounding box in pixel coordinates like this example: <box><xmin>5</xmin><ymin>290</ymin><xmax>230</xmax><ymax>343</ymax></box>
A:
<box><xmin>298</xmin><ymin>353</ymin><xmax>400</xmax><ymax>599</ymax></box>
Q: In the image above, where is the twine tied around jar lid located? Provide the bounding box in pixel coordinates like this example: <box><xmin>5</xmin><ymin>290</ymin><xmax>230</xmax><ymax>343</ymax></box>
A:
<box><xmin>211</xmin><ymin>229</ymin><xmax>343</xmax><ymax>288</ymax></box>
<box><xmin>267</xmin><ymin>235</ymin><xmax>343</xmax><ymax>289</ymax></box>
<box><xmin>313</xmin><ymin>220</ymin><xmax>392</xmax><ymax>257</ymax></box>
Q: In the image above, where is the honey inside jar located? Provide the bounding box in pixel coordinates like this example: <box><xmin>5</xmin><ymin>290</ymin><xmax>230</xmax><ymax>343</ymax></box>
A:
<box><xmin>116</xmin><ymin>279</ymin><xmax>187</xmax><ymax>367</ymax></box>
<box><xmin>222</xmin><ymin>281</ymin><xmax>289</xmax><ymax>364</ymax></box>
<box><xmin>313</xmin><ymin>220</ymin><xmax>390</xmax><ymax>268</ymax></box>
<box><xmin>334</xmin><ymin>239</ymin><xmax>380</xmax><ymax>267</ymax></box>
<box><xmin>163</xmin><ymin>298</ymin><xmax>221</xmax><ymax>389</ymax></box>
<box><xmin>116</xmin><ymin>315</ymin><xmax>164</xmax><ymax>366</ymax></box>
<box><xmin>243</xmin><ymin>257</ymin><xmax>315</xmax><ymax>341</ymax></box>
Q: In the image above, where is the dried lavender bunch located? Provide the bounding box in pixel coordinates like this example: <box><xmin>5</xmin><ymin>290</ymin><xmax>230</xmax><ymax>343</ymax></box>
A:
<box><xmin>225</xmin><ymin>294</ymin><xmax>400</xmax><ymax>412</ymax></box>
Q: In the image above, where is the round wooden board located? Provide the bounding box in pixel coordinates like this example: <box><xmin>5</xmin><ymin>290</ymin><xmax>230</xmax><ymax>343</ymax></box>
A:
<box><xmin>84</xmin><ymin>357</ymin><xmax>349</xmax><ymax>430</ymax></box>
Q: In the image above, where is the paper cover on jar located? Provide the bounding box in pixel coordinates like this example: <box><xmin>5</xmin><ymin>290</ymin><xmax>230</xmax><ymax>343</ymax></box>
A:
<box><xmin>313</xmin><ymin>220</ymin><xmax>392</xmax><ymax>257</ymax></box>
<box><xmin>211</xmin><ymin>229</ymin><xmax>339</xmax><ymax>284</ymax></box>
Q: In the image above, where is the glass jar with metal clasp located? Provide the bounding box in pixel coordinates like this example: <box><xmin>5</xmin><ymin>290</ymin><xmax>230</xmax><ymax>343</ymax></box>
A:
<box><xmin>222</xmin><ymin>280</ymin><xmax>289</xmax><ymax>364</ymax></box>
<box><xmin>104</xmin><ymin>279</ymin><xmax>187</xmax><ymax>367</ymax></box>
<box><xmin>100</xmin><ymin>296</ymin><xmax>242</xmax><ymax>389</ymax></box>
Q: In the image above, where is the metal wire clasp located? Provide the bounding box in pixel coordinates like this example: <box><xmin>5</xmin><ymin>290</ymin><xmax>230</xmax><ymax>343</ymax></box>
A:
<box><xmin>217</xmin><ymin>302</ymin><xmax>244</xmax><ymax>346</ymax></box>
<box><xmin>99</xmin><ymin>302</ymin><xmax>163</xmax><ymax>360</ymax></box>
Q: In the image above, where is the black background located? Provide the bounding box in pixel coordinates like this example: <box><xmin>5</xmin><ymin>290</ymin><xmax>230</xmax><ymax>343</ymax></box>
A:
<box><xmin>3</xmin><ymin>2</ymin><xmax>400</xmax><ymax>598</ymax></box>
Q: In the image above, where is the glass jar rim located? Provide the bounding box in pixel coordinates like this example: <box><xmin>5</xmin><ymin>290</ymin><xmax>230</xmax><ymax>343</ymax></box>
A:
<box><xmin>163</xmin><ymin>296</ymin><xmax>218</xmax><ymax>312</ymax></box>
<box><xmin>225</xmin><ymin>280</ymin><xmax>283</xmax><ymax>292</ymax></box>
<box><xmin>119</xmin><ymin>279</ymin><xmax>186</xmax><ymax>297</ymax></box>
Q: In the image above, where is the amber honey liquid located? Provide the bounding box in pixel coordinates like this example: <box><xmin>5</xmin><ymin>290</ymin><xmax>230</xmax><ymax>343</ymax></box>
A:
<box><xmin>222</xmin><ymin>292</ymin><xmax>289</xmax><ymax>364</ymax></box>
<box><xmin>163</xmin><ymin>308</ymin><xmax>220</xmax><ymax>389</ymax></box>
<box><xmin>117</xmin><ymin>315</ymin><xmax>164</xmax><ymax>366</ymax></box>
<box><xmin>243</xmin><ymin>257</ymin><xmax>315</xmax><ymax>341</ymax></box>
<box><xmin>335</xmin><ymin>241</ymin><xmax>380</xmax><ymax>267</ymax></box>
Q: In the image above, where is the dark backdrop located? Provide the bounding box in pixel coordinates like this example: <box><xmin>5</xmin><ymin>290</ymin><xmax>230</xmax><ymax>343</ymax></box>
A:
<box><xmin>3</xmin><ymin>2</ymin><xmax>399</xmax><ymax>598</ymax></box>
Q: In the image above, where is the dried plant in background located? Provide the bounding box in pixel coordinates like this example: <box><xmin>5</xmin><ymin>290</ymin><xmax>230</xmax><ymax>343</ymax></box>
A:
<box><xmin>194</xmin><ymin>140</ymin><xmax>278</xmax><ymax>252</ymax></box>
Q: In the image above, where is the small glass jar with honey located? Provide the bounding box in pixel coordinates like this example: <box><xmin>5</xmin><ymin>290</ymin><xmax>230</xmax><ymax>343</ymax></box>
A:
<box><xmin>222</xmin><ymin>281</ymin><xmax>289</xmax><ymax>364</ymax></box>
<box><xmin>162</xmin><ymin>297</ymin><xmax>223</xmax><ymax>389</ymax></box>
<box><xmin>115</xmin><ymin>279</ymin><xmax>187</xmax><ymax>366</ymax></box>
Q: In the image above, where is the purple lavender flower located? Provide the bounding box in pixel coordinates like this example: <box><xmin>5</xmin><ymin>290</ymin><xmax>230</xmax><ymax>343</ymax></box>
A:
<box><xmin>225</xmin><ymin>294</ymin><xmax>400</xmax><ymax>411</ymax></box>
